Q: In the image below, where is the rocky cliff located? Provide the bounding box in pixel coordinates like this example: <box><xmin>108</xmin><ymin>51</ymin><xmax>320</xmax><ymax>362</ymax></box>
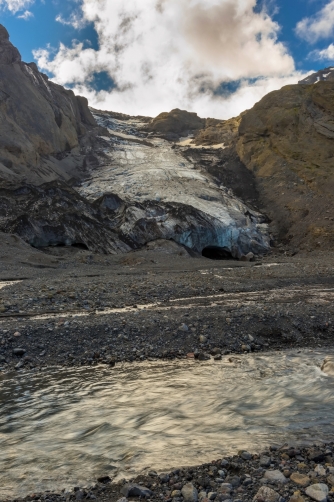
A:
<box><xmin>1</xmin><ymin>23</ymin><xmax>332</xmax><ymax>257</ymax></box>
<box><xmin>0</xmin><ymin>24</ymin><xmax>97</xmax><ymax>185</ymax></box>
<box><xmin>235</xmin><ymin>80</ymin><xmax>334</xmax><ymax>251</ymax></box>
<box><xmin>167</xmin><ymin>78</ymin><xmax>334</xmax><ymax>253</ymax></box>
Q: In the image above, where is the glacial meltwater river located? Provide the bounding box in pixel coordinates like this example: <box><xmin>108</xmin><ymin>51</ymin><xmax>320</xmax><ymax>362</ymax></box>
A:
<box><xmin>0</xmin><ymin>350</ymin><xmax>333</xmax><ymax>498</ymax></box>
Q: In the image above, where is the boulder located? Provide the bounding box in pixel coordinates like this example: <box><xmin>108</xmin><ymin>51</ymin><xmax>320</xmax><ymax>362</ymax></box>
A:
<box><xmin>305</xmin><ymin>484</ymin><xmax>329</xmax><ymax>502</ymax></box>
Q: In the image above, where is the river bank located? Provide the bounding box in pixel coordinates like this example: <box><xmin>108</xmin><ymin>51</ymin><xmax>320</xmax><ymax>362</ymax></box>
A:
<box><xmin>1</xmin><ymin>250</ymin><xmax>334</xmax><ymax>373</ymax></box>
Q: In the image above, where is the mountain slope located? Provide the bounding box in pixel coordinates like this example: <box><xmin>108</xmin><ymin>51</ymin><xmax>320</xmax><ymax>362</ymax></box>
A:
<box><xmin>0</xmin><ymin>24</ymin><xmax>97</xmax><ymax>185</ymax></box>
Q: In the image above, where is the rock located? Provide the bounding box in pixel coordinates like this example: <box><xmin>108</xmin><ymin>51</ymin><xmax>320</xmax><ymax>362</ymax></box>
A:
<box><xmin>289</xmin><ymin>491</ymin><xmax>305</xmax><ymax>502</ymax></box>
<box><xmin>315</xmin><ymin>465</ymin><xmax>327</xmax><ymax>477</ymax></box>
<box><xmin>199</xmin><ymin>335</ymin><xmax>207</xmax><ymax>343</ymax></box>
<box><xmin>208</xmin><ymin>492</ymin><xmax>217</xmax><ymax>500</ymax></box>
<box><xmin>181</xmin><ymin>483</ymin><xmax>198</xmax><ymax>502</ymax></box>
<box><xmin>290</xmin><ymin>473</ymin><xmax>310</xmax><ymax>487</ymax></box>
<box><xmin>120</xmin><ymin>483</ymin><xmax>153</xmax><ymax>498</ymax></box>
<box><xmin>308</xmin><ymin>449</ymin><xmax>326</xmax><ymax>463</ymax></box>
<box><xmin>264</xmin><ymin>470</ymin><xmax>288</xmax><ymax>484</ymax></box>
<box><xmin>305</xmin><ymin>484</ymin><xmax>329</xmax><ymax>502</ymax></box>
<box><xmin>211</xmin><ymin>347</ymin><xmax>221</xmax><ymax>355</ymax></box>
<box><xmin>220</xmin><ymin>484</ymin><xmax>233</xmax><ymax>494</ymax></box>
<box><xmin>327</xmin><ymin>474</ymin><xmax>334</xmax><ymax>486</ymax></box>
<box><xmin>199</xmin><ymin>491</ymin><xmax>207</xmax><ymax>501</ymax></box>
<box><xmin>214</xmin><ymin>354</ymin><xmax>222</xmax><ymax>361</ymax></box>
<box><xmin>172</xmin><ymin>491</ymin><xmax>182</xmax><ymax>498</ymax></box>
<box><xmin>240</xmin><ymin>252</ymin><xmax>254</xmax><ymax>262</ymax></box>
<box><xmin>253</xmin><ymin>486</ymin><xmax>280</xmax><ymax>502</ymax></box>
<box><xmin>260</xmin><ymin>456</ymin><xmax>271</xmax><ymax>468</ymax></box>
<box><xmin>239</xmin><ymin>451</ymin><xmax>252</xmax><ymax>460</ymax></box>
<box><xmin>116</xmin><ymin>498</ymin><xmax>128</xmax><ymax>502</ymax></box>
<box><xmin>13</xmin><ymin>348</ymin><xmax>26</xmax><ymax>357</ymax></box>
<box><xmin>241</xmin><ymin>345</ymin><xmax>251</xmax><ymax>352</ymax></box>
<box><xmin>13</xmin><ymin>331</ymin><xmax>21</xmax><ymax>337</ymax></box>
<box><xmin>97</xmin><ymin>475</ymin><xmax>111</xmax><ymax>484</ymax></box>
<box><xmin>181</xmin><ymin>324</ymin><xmax>189</xmax><ymax>332</ymax></box>
<box><xmin>159</xmin><ymin>473</ymin><xmax>170</xmax><ymax>483</ymax></box>
<box><xmin>145</xmin><ymin>109</ymin><xmax>205</xmax><ymax>137</ymax></box>
<box><xmin>198</xmin><ymin>352</ymin><xmax>211</xmax><ymax>361</ymax></box>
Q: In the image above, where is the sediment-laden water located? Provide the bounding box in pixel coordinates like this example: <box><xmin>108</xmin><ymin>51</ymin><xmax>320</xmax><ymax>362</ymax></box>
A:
<box><xmin>0</xmin><ymin>350</ymin><xmax>333</xmax><ymax>498</ymax></box>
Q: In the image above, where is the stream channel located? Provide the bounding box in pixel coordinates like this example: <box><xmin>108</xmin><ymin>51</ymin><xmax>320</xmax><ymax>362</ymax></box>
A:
<box><xmin>0</xmin><ymin>350</ymin><xmax>333</xmax><ymax>498</ymax></box>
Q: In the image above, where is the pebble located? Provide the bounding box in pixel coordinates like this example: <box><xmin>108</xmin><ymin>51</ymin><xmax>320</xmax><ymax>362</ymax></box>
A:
<box><xmin>315</xmin><ymin>465</ymin><xmax>327</xmax><ymax>476</ymax></box>
<box><xmin>13</xmin><ymin>348</ymin><xmax>26</xmax><ymax>356</ymax></box>
<box><xmin>254</xmin><ymin>486</ymin><xmax>280</xmax><ymax>502</ymax></box>
<box><xmin>239</xmin><ymin>451</ymin><xmax>252</xmax><ymax>460</ymax></box>
<box><xmin>264</xmin><ymin>470</ymin><xmax>288</xmax><ymax>484</ymax></box>
<box><xmin>207</xmin><ymin>492</ymin><xmax>217</xmax><ymax>500</ymax></box>
<box><xmin>181</xmin><ymin>483</ymin><xmax>198</xmax><ymax>502</ymax></box>
<box><xmin>172</xmin><ymin>490</ymin><xmax>181</xmax><ymax>498</ymax></box>
<box><xmin>305</xmin><ymin>483</ymin><xmax>329</xmax><ymax>502</ymax></box>
<box><xmin>260</xmin><ymin>456</ymin><xmax>271</xmax><ymax>467</ymax></box>
<box><xmin>290</xmin><ymin>473</ymin><xmax>310</xmax><ymax>487</ymax></box>
<box><xmin>121</xmin><ymin>483</ymin><xmax>153</xmax><ymax>498</ymax></box>
<box><xmin>327</xmin><ymin>474</ymin><xmax>334</xmax><ymax>485</ymax></box>
<box><xmin>289</xmin><ymin>491</ymin><xmax>305</xmax><ymax>502</ymax></box>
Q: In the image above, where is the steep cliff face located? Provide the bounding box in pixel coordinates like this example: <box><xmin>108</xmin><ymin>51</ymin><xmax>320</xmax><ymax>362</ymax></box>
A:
<box><xmin>0</xmin><ymin>24</ymin><xmax>97</xmax><ymax>185</ymax></box>
<box><xmin>172</xmin><ymin>79</ymin><xmax>334</xmax><ymax>252</ymax></box>
<box><xmin>235</xmin><ymin>81</ymin><xmax>334</xmax><ymax>251</ymax></box>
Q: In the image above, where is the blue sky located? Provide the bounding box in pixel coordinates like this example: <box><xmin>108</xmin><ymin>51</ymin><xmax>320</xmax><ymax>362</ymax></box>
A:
<box><xmin>1</xmin><ymin>0</ymin><xmax>334</xmax><ymax>118</ymax></box>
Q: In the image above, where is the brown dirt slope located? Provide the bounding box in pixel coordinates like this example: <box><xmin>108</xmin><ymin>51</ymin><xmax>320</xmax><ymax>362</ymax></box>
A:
<box><xmin>236</xmin><ymin>81</ymin><xmax>334</xmax><ymax>251</ymax></box>
<box><xmin>180</xmin><ymin>81</ymin><xmax>334</xmax><ymax>252</ymax></box>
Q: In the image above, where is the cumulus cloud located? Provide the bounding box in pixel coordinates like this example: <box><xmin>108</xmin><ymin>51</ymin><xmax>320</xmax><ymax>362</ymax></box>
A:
<box><xmin>310</xmin><ymin>43</ymin><xmax>334</xmax><ymax>60</ymax></box>
<box><xmin>35</xmin><ymin>0</ymin><xmax>303</xmax><ymax>118</ymax></box>
<box><xmin>296</xmin><ymin>0</ymin><xmax>334</xmax><ymax>43</ymax></box>
<box><xmin>0</xmin><ymin>0</ymin><xmax>34</xmax><ymax>14</ymax></box>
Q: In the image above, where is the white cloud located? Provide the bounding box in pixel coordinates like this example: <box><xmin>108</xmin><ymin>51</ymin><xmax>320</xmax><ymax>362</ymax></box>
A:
<box><xmin>56</xmin><ymin>12</ymin><xmax>87</xmax><ymax>30</ymax></box>
<box><xmin>0</xmin><ymin>0</ymin><xmax>34</xmax><ymax>14</ymax></box>
<box><xmin>296</xmin><ymin>0</ymin><xmax>334</xmax><ymax>43</ymax></box>
<box><xmin>35</xmin><ymin>0</ymin><xmax>303</xmax><ymax>119</ymax></box>
<box><xmin>310</xmin><ymin>42</ymin><xmax>334</xmax><ymax>60</ymax></box>
<box><xmin>17</xmin><ymin>9</ymin><xmax>33</xmax><ymax>19</ymax></box>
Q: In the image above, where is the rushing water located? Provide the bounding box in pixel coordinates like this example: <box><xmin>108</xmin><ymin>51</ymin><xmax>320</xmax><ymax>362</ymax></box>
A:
<box><xmin>0</xmin><ymin>350</ymin><xmax>333</xmax><ymax>498</ymax></box>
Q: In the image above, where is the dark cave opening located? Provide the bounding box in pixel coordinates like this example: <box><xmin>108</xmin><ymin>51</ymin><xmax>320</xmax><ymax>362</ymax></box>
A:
<box><xmin>71</xmin><ymin>243</ymin><xmax>89</xmax><ymax>250</ymax></box>
<box><xmin>202</xmin><ymin>246</ymin><xmax>234</xmax><ymax>260</ymax></box>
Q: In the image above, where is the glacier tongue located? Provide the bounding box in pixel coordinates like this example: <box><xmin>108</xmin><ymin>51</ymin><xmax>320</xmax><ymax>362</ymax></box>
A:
<box><xmin>78</xmin><ymin>111</ymin><xmax>270</xmax><ymax>258</ymax></box>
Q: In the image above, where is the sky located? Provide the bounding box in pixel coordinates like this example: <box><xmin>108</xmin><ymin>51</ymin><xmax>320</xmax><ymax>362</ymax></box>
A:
<box><xmin>0</xmin><ymin>0</ymin><xmax>334</xmax><ymax>119</ymax></box>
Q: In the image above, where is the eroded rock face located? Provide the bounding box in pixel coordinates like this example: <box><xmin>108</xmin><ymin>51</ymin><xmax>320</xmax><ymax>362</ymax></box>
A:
<box><xmin>235</xmin><ymin>81</ymin><xmax>334</xmax><ymax>251</ymax></box>
<box><xmin>0</xmin><ymin>182</ymin><xmax>130</xmax><ymax>254</ymax></box>
<box><xmin>144</xmin><ymin>108</ymin><xmax>205</xmax><ymax>140</ymax></box>
<box><xmin>0</xmin><ymin>24</ymin><xmax>97</xmax><ymax>185</ymax></box>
